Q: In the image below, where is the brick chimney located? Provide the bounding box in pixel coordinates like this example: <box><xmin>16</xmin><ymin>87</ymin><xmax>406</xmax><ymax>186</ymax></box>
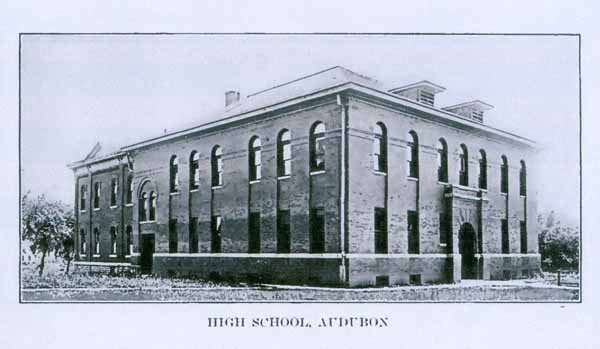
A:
<box><xmin>225</xmin><ymin>90</ymin><xmax>240</xmax><ymax>107</ymax></box>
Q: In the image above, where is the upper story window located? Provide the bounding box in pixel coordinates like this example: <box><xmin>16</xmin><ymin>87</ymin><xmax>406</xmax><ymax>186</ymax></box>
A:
<box><xmin>459</xmin><ymin>144</ymin><xmax>469</xmax><ymax>186</ymax></box>
<box><xmin>277</xmin><ymin>129</ymin><xmax>292</xmax><ymax>177</ymax></box>
<box><xmin>437</xmin><ymin>138</ymin><xmax>448</xmax><ymax>182</ymax></box>
<box><xmin>310</xmin><ymin>122</ymin><xmax>326</xmax><ymax>172</ymax></box>
<box><xmin>93</xmin><ymin>182</ymin><xmax>101</xmax><ymax>209</ymax></box>
<box><xmin>190</xmin><ymin>151</ymin><xmax>200</xmax><ymax>190</ymax></box>
<box><xmin>126</xmin><ymin>175</ymin><xmax>133</xmax><ymax>204</ymax></box>
<box><xmin>110</xmin><ymin>178</ymin><xmax>118</xmax><ymax>207</ymax></box>
<box><xmin>501</xmin><ymin>155</ymin><xmax>509</xmax><ymax>194</ymax></box>
<box><xmin>249</xmin><ymin>136</ymin><xmax>262</xmax><ymax>181</ymax></box>
<box><xmin>211</xmin><ymin>146</ymin><xmax>223</xmax><ymax>187</ymax></box>
<box><xmin>373</xmin><ymin>123</ymin><xmax>387</xmax><ymax>173</ymax></box>
<box><xmin>406</xmin><ymin>131</ymin><xmax>419</xmax><ymax>178</ymax></box>
<box><xmin>169</xmin><ymin>156</ymin><xmax>179</xmax><ymax>193</ymax></box>
<box><xmin>520</xmin><ymin>160</ymin><xmax>527</xmax><ymax>196</ymax></box>
<box><xmin>478</xmin><ymin>150</ymin><xmax>487</xmax><ymax>189</ymax></box>
<box><xmin>79</xmin><ymin>185</ymin><xmax>87</xmax><ymax>211</ymax></box>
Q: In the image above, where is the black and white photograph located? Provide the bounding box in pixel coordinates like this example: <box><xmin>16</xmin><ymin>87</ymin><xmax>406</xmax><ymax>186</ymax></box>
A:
<box><xmin>2</xmin><ymin>2</ymin><xmax>600</xmax><ymax>348</ymax></box>
<box><xmin>19</xmin><ymin>33</ymin><xmax>580</xmax><ymax>302</ymax></box>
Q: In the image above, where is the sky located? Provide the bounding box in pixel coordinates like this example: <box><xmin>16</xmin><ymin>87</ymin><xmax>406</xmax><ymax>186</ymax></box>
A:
<box><xmin>20</xmin><ymin>34</ymin><xmax>580</xmax><ymax>225</ymax></box>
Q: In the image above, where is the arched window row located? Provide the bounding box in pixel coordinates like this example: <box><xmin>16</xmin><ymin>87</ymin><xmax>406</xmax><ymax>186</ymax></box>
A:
<box><xmin>369</xmin><ymin>124</ymin><xmax>524</xmax><ymax>194</ymax></box>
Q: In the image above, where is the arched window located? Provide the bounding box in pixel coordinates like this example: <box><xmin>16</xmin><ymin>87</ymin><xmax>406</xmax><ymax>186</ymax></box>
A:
<box><xmin>80</xmin><ymin>228</ymin><xmax>86</xmax><ymax>254</ymax></box>
<box><xmin>126</xmin><ymin>175</ymin><xmax>133</xmax><ymax>204</ymax></box>
<box><xmin>93</xmin><ymin>228</ymin><xmax>100</xmax><ymax>255</ymax></box>
<box><xmin>459</xmin><ymin>144</ymin><xmax>469</xmax><ymax>186</ymax></box>
<box><xmin>149</xmin><ymin>191</ymin><xmax>157</xmax><ymax>221</ymax></box>
<box><xmin>310</xmin><ymin>122</ymin><xmax>326</xmax><ymax>172</ymax></box>
<box><xmin>190</xmin><ymin>151</ymin><xmax>200</xmax><ymax>190</ymax></box>
<box><xmin>93</xmin><ymin>182</ymin><xmax>101</xmax><ymax>209</ymax></box>
<box><xmin>249</xmin><ymin>136</ymin><xmax>262</xmax><ymax>181</ymax></box>
<box><xmin>501</xmin><ymin>155</ymin><xmax>509</xmax><ymax>194</ymax></box>
<box><xmin>407</xmin><ymin>131</ymin><xmax>419</xmax><ymax>178</ymax></box>
<box><xmin>169</xmin><ymin>156</ymin><xmax>179</xmax><ymax>193</ymax></box>
<box><xmin>110</xmin><ymin>178</ymin><xmax>118</xmax><ymax>207</ymax></box>
<box><xmin>211</xmin><ymin>146</ymin><xmax>223</xmax><ymax>187</ymax></box>
<box><xmin>478</xmin><ymin>150</ymin><xmax>487</xmax><ymax>189</ymax></box>
<box><xmin>477</xmin><ymin>149</ymin><xmax>487</xmax><ymax>189</ymax></box>
<box><xmin>437</xmin><ymin>138</ymin><xmax>448</xmax><ymax>182</ymax></box>
<box><xmin>110</xmin><ymin>226</ymin><xmax>117</xmax><ymax>255</ymax></box>
<box><xmin>139</xmin><ymin>192</ymin><xmax>148</xmax><ymax>222</ymax></box>
<box><xmin>79</xmin><ymin>185</ymin><xmax>87</xmax><ymax>211</ymax></box>
<box><xmin>277</xmin><ymin>129</ymin><xmax>292</xmax><ymax>177</ymax></box>
<box><xmin>520</xmin><ymin>160</ymin><xmax>527</xmax><ymax>196</ymax></box>
<box><xmin>373</xmin><ymin>123</ymin><xmax>387</xmax><ymax>173</ymax></box>
<box><xmin>126</xmin><ymin>225</ymin><xmax>133</xmax><ymax>255</ymax></box>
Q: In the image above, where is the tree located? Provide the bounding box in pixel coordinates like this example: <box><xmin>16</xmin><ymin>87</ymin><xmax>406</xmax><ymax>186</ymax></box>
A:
<box><xmin>55</xmin><ymin>214</ymin><xmax>75</xmax><ymax>274</ymax></box>
<box><xmin>21</xmin><ymin>193</ymin><xmax>74</xmax><ymax>276</ymax></box>
<box><xmin>538</xmin><ymin>211</ymin><xmax>579</xmax><ymax>272</ymax></box>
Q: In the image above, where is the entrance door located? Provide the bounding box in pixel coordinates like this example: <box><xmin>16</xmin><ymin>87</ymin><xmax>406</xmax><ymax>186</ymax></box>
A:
<box><xmin>459</xmin><ymin>223</ymin><xmax>477</xmax><ymax>279</ymax></box>
<box><xmin>140</xmin><ymin>234</ymin><xmax>155</xmax><ymax>274</ymax></box>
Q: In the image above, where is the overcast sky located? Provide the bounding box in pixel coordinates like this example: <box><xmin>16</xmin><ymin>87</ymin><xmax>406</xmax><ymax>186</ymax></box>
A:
<box><xmin>20</xmin><ymin>34</ymin><xmax>580</xmax><ymax>225</ymax></box>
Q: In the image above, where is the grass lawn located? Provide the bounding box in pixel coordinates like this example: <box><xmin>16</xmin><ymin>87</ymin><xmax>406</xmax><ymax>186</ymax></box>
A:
<box><xmin>20</xmin><ymin>259</ymin><xmax>579</xmax><ymax>302</ymax></box>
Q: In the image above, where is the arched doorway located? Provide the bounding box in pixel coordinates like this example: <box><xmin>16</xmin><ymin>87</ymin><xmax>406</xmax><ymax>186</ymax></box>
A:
<box><xmin>459</xmin><ymin>223</ymin><xmax>477</xmax><ymax>279</ymax></box>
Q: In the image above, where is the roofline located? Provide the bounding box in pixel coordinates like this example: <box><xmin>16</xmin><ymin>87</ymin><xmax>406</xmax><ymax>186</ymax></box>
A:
<box><xmin>388</xmin><ymin>80</ymin><xmax>446</xmax><ymax>94</ymax></box>
<box><xmin>443</xmin><ymin>99</ymin><xmax>494</xmax><ymax>111</ymax></box>
<box><xmin>118</xmin><ymin>82</ymin><xmax>534</xmax><ymax>153</ymax></box>
<box><xmin>67</xmin><ymin>150</ymin><xmax>125</xmax><ymax>170</ymax></box>
<box><xmin>247</xmin><ymin>65</ymin><xmax>344</xmax><ymax>98</ymax></box>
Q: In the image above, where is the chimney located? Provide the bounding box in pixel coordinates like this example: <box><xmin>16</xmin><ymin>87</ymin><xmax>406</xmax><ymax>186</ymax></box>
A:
<box><xmin>225</xmin><ymin>90</ymin><xmax>240</xmax><ymax>107</ymax></box>
<box><xmin>442</xmin><ymin>100</ymin><xmax>493</xmax><ymax>123</ymax></box>
<box><xmin>389</xmin><ymin>80</ymin><xmax>445</xmax><ymax>107</ymax></box>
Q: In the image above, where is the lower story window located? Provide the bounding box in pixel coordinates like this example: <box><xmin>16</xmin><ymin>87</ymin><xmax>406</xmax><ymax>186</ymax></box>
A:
<box><xmin>408</xmin><ymin>211</ymin><xmax>419</xmax><ymax>254</ymax></box>
<box><xmin>310</xmin><ymin>207</ymin><xmax>325</xmax><ymax>253</ymax></box>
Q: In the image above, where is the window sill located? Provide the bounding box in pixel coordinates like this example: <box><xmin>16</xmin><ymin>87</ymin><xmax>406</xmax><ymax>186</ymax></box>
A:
<box><xmin>140</xmin><ymin>220</ymin><xmax>156</xmax><ymax>224</ymax></box>
<box><xmin>79</xmin><ymin>210</ymin><xmax>86</xmax><ymax>213</ymax></box>
<box><xmin>249</xmin><ymin>179</ymin><xmax>261</xmax><ymax>185</ymax></box>
<box><xmin>310</xmin><ymin>170</ymin><xmax>326</xmax><ymax>176</ymax></box>
<box><xmin>479</xmin><ymin>188</ymin><xmax>488</xmax><ymax>192</ymax></box>
<box><xmin>170</xmin><ymin>191</ymin><xmax>180</xmax><ymax>196</ymax></box>
<box><xmin>277</xmin><ymin>175</ymin><xmax>291</xmax><ymax>180</ymax></box>
<box><xmin>520</xmin><ymin>194</ymin><xmax>527</xmax><ymax>198</ymax></box>
<box><xmin>93</xmin><ymin>208</ymin><xmax>100</xmax><ymax>211</ymax></box>
<box><xmin>93</xmin><ymin>254</ymin><xmax>100</xmax><ymax>258</ymax></box>
<box><xmin>372</xmin><ymin>170</ymin><xmax>387</xmax><ymax>176</ymax></box>
<box><xmin>125</xmin><ymin>255</ymin><xmax>132</xmax><ymax>258</ymax></box>
<box><xmin>189</xmin><ymin>188</ymin><xmax>199</xmax><ymax>193</ymax></box>
<box><xmin>125</xmin><ymin>203</ymin><xmax>133</xmax><ymax>207</ymax></box>
<box><xmin>110</xmin><ymin>205</ymin><xmax>118</xmax><ymax>209</ymax></box>
<box><xmin>407</xmin><ymin>176</ymin><xmax>419</xmax><ymax>182</ymax></box>
<box><xmin>437</xmin><ymin>181</ymin><xmax>449</xmax><ymax>186</ymax></box>
<box><xmin>212</xmin><ymin>185</ymin><xmax>223</xmax><ymax>190</ymax></box>
<box><xmin>439</xmin><ymin>243</ymin><xmax>447</xmax><ymax>247</ymax></box>
<box><xmin>80</xmin><ymin>254</ymin><xmax>86</xmax><ymax>258</ymax></box>
<box><xmin>501</xmin><ymin>192</ymin><xmax>508</xmax><ymax>197</ymax></box>
<box><xmin>109</xmin><ymin>254</ymin><xmax>117</xmax><ymax>258</ymax></box>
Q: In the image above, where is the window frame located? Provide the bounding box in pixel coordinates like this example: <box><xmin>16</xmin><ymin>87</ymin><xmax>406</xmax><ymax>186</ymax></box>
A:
<box><xmin>478</xmin><ymin>149</ymin><xmax>487</xmax><ymax>189</ymax></box>
<box><xmin>373</xmin><ymin>123</ymin><xmax>387</xmax><ymax>173</ymax></box>
<box><xmin>190</xmin><ymin>151</ymin><xmax>200</xmax><ymax>190</ymax></box>
<box><xmin>459</xmin><ymin>144</ymin><xmax>469</xmax><ymax>186</ymax></box>
<box><xmin>309</xmin><ymin>122</ymin><xmax>326</xmax><ymax>173</ymax></box>
<box><xmin>169</xmin><ymin>155</ymin><xmax>179</xmax><ymax>193</ymax></box>
<box><xmin>437</xmin><ymin>138</ymin><xmax>448</xmax><ymax>183</ymax></box>
<box><xmin>249</xmin><ymin>136</ymin><xmax>262</xmax><ymax>182</ymax></box>
<box><xmin>277</xmin><ymin>129</ymin><xmax>292</xmax><ymax>178</ymax></box>
<box><xmin>211</xmin><ymin>146</ymin><xmax>223</xmax><ymax>188</ymax></box>
<box><xmin>407</xmin><ymin>131</ymin><xmax>419</xmax><ymax>179</ymax></box>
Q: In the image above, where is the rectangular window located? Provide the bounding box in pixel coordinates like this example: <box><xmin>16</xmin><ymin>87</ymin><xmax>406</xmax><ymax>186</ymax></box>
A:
<box><xmin>126</xmin><ymin>175</ymin><xmax>133</xmax><ymax>204</ymax></box>
<box><xmin>374</xmin><ymin>207</ymin><xmax>387</xmax><ymax>254</ymax></box>
<box><xmin>169</xmin><ymin>219</ymin><xmax>178</xmax><ymax>253</ymax></box>
<box><xmin>110</xmin><ymin>226</ymin><xmax>117</xmax><ymax>255</ymax></box>
<box><xmin>80</xmin><ymin>229</ymin><xmax>86</xmax><ymax>254</ymax></box>
<box><xmin>126</xmin><ymin>226</ymin><xmax>133</xmax><ymax>255</ymax></box>
<box><xmin>375</xmin><ymin>275</ymin><xmax>389</xmax><ymax>286</ymax></box>
<box><xmin>189</xmin><ymin>217</ymin><xmax>198</xmax><ymax>253</ymax></box>
<box><xmin>277</xmin><ymin>210</ymin><xmax>291</xmax><ymax>253</ymax></box>
<box><xmin>93</xmin><ymin>228</ymin><xmax>100</xmax><ymax>255</ymax></box>
<box><xmin>248</xmin><ymin>212</ymin><xmax>260</xmax><ymax>253</ymax></box>
<box><xmin>310</xmin><ymin>207</ymin><xmax>325</xmax><ymax>253</ymax></box>
<box><xmin>110</xmin><ymin>178</ymin><xmax>118</xmax><ymax>207</ymax></box>
<box><xmin>520</xmin><ymin>220</ymin><xmax>527</xmax><ymax>254</ymax></box>
<box><xmin>80</xmin><ymin>185</ymin><xmax>87</xmax><ymax>211</ymax></box>
<box><xmin>501</xmin><ymin>165</ymin><xmax>509</xmax><ymax>194</ymax></box>
<box><xmin>439</xmin><ymin>212</ymin><xmax>448</xmax><ymax>245</ymax></box>
<box><xmin>408</xmin><ymin>210</ymin><xmax>419</xmax><ymax>254</ymax></box>
<box><xmin>407</xmin><ymin>144</ymin><xmax>418</xmax><ymax>178</ymax></box>
<box><xmin>211</xmin><ymin>215</ymin><xmax>222</xmax><ymax>253</ymax></box>
<box><xmin>501</xmin><ymin>219</ymin><xmax>509</xmax><ymax>254</ymax></box>
<box><xmin>93</xmin><ymin>182</ymin><xmax>101</xmax><ymax>209</ymax></box>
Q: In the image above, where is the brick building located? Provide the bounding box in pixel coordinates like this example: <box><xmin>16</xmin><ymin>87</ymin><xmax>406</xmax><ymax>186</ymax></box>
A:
<box><xmin>68</xmin><ymin>66</ymin><xmax>541</xmax><ymax>287</ymax></box>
